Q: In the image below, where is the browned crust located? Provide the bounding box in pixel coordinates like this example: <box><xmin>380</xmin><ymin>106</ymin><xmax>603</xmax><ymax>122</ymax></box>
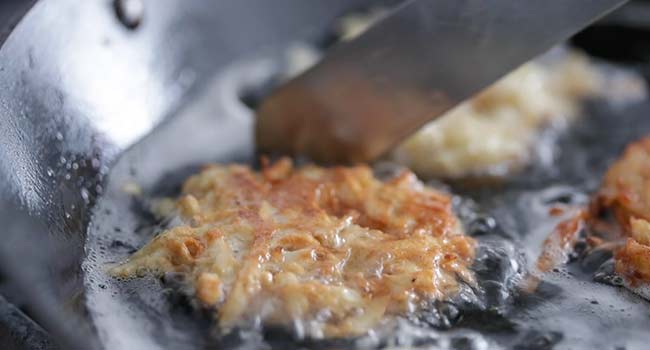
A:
<box><xmin>594</xmin><ymin>137</ymin><xmax>650</xmax><ymax>231</ymax></box>
<box><xmin>536</xmin><ymin>208</ymin><xmax>587</xmax><ymax>274</ymax></box>
<box><xmin>592</xmin><ymin>137</ymin><xmax>650</xmax><ymax>285</ymax></box>
<box><xmin>111</xmin><ymin>158</ymin><xmax>475</xmax><ymax>337</ymax></box>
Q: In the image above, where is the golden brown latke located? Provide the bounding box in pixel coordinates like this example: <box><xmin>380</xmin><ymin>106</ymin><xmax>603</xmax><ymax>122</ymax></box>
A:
<box><xmin>595</xmin><ymin>137</ymin><xmax>650</xmax><ymax>285</ymax></box>
<box><xmin>598</xmin><ymin>138</ymin><xmax>650</xmax><ymax>230</ymax></box>
<box><xmin>111</xmin><ymin>158</ymin><xmax>476</xmax><ymax>337</ymax></box>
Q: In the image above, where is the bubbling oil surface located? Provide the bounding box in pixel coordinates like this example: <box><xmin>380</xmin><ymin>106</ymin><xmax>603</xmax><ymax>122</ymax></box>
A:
<box><xmin>83</xmin><ymin>56</ymin><xmax>650</xmax><ymax>349</ymax></box>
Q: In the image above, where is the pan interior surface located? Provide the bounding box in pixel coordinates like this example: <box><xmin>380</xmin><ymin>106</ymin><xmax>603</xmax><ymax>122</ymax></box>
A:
<box><xmin>0</xmin><ymin>0</ymin><xmax>390</xmax><ymax>347</ymax></box>
<box><xmin>83</xmin><ymin>48</ymin><xmax>650</xmax><ymax>350</ymax></box>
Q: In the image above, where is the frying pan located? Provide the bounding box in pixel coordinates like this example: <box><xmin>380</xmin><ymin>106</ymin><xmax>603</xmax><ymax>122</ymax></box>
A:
<box><xmin>0</xmin><ymin>0</ymin><xmax>387</xmax><ymax>348</ymax></box>
<box><xmin>2</xmin><ymin>1</ymin><xmax>650</xmax><ymax>349</ymax></box>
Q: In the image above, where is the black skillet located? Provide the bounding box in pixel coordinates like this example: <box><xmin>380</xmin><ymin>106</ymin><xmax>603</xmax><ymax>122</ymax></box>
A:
<box><xmin>2</xmin><ymin>1</ymin><xmax>650</xmax><ymax>349</ymax></box>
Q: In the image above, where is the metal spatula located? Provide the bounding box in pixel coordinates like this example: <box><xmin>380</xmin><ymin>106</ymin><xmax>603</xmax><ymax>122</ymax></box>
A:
<box><xmin>256</xmin><ymin>0</ymin><xmax>627</xmax><ymax>163</ymax></box>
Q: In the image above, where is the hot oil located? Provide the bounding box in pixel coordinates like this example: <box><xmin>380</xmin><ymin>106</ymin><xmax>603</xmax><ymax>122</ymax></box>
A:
<box><xmin>451</xmin><ymin>96</ymin><xmax>650</xmax><ymax>349</ymax></box>
<box><xmin>82</xmin><ymin>93</ymin><xmax>521</xmax><ymax>349</ymax></box>
<box><xmin>85</xmin><ymin>162</ymin><xmax>522</xmax><ymax>348</ymax></box>
<box><xmin>84</xmin><ymin>50</ymin><xmax>650</xmax><ymax>349</ymax></box>
<box><xmin>82</xmin><ymin>57</ymin><xmax>259</xmax><ymax>349</ymax></box>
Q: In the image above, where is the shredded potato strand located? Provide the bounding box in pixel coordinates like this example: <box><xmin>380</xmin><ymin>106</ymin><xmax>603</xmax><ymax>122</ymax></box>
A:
<box><xmin>111</xmin><ymin>158</ymin><xmax>475</xmax><ymax>337</ymax></box>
